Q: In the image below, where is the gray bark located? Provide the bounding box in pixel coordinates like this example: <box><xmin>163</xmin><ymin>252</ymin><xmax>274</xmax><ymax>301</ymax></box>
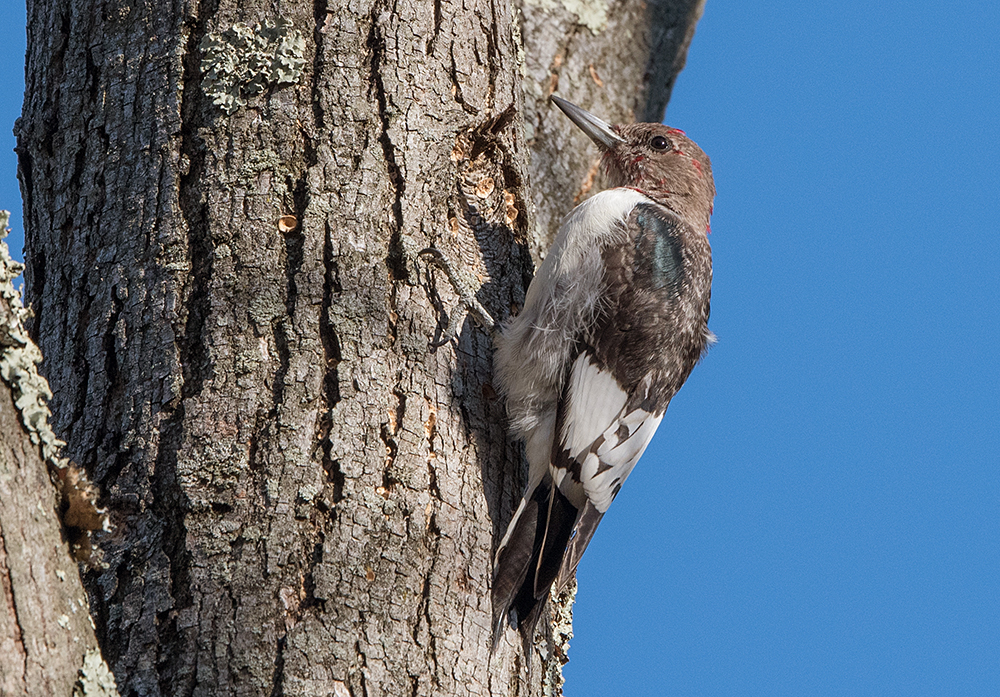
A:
<box><xmin>15</xmin><ymin>0</ymin><xmax>704</xmax><ymax>694</ymax></box>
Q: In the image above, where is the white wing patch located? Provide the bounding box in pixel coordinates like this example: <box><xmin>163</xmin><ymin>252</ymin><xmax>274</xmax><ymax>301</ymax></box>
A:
<box><xmin>552</xmin><ymin>353</ymin><xmax>665</xmax><ymax>513</ymax></box>
<box><xmin>560</xmin><ymin>352</ymin><xmax>629</xmax><ymax>461</ymax></box>
<box><xmin>584</xmin><ymin>409</ymin><xmax>663</xmax><ymax>512</ymax></box>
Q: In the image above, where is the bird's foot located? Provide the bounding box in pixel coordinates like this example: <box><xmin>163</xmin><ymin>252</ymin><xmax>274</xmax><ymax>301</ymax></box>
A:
<box><xmin>419</xmin><ymin>247</ymin><xmax>498</xmax><ymax>348</ymax></box>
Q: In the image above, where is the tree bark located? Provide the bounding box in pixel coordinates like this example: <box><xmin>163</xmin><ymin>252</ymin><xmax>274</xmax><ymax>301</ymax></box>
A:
<box><xmin>15</xmin><ymin>0</ymin><xmax>704</xmax><ymax>694</ymax></box>
<box><xmin>0</xmin><ymin>390</ymin><xmax>102</xmax><ymax>696</ymax></box>
<box><xmin>1</xmin><ymin>216</ymin><xmax>118</xmax><ymax>696</ymax></box>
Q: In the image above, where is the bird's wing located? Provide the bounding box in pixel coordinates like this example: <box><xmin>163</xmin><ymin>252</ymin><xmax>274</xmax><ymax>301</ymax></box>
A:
<box><xmin>547</xmin><ymin>353</ymin><xmax>664</xmax><ymax>591</ymax></box>
<box><xmin>491</xmin><ymin>194</ymin><xmax>709</xmax><ymax>643</ymax></box>
<box><xmin>558</xmin><ymin>351</ymin><xmax>632</xmax><ymax>467</ymax></box>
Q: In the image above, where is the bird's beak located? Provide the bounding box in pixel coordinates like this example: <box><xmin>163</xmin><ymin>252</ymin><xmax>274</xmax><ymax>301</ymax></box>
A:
<box><xmin>551</xmin><ymin>95</ymin><xmax>626</xmax><ymax>150</ymax></box>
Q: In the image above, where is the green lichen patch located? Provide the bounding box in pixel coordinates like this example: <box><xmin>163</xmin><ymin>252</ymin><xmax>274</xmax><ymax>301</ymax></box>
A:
<box><xmin>73</xmin><ymin>648</ymin><xmax>121</xmax><ymax>697</ymax></box>
<box><xmin>0</xmin><ymin>210</ymin><xmax>61</xmax><ymax>464</ymax></box>
<box><xmin>200</xmin><ymin>18</ymin><xmax>306</xmax><ymax>114</ymax></box>
<box><xmin>523</xmin><ymin>0</ymin><xmax>609</xmax><ymax>34</ymax></box>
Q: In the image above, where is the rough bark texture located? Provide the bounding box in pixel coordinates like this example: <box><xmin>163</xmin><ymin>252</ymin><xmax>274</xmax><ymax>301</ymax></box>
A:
<box><xmin>1</xmin><ymin>221</ymin><xmax>116</xmax><ymax>696</ymax></box>
<box><xmin>16</xmin><ymin>0</ymin><xmax>704</xmax><ymax>694</ymax></box>
<box><xmin>0</xmin><ymin>374</ymin><xmax>99</xmax><ymax>696</ymax></box>
<box><xmin>1</xmin><ymin>397</ymin><xmax>83</xmax><ymax>695</ymax></box>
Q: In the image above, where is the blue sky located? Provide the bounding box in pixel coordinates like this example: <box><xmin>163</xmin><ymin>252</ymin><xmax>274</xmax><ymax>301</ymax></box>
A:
<box><xmin>3</xmin><ymin>2</ymin><xmax>998</xmax><ymax>695</ymax></box>
<box><xmin>569</xmin><ymin>2</ymin><xmax>1000</xmax><ymax>695</ymax></box>
<box><xmin>1</xmin><ymin>2</ymin><xmax>25</xmax><ymax>254</ymax></box>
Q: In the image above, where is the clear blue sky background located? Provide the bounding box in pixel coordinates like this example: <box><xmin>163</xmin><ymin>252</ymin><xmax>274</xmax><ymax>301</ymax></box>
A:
<box><xmin>2</xmin><ymin>2</ymin><xmax>25</xmax><ymax>255</ymax></box>
<box><xmin>2</xmin><ymin>2</ymin><xmax>998</xmax><ymax>695</ymax></box>
<box><xmin>569</xmin><ymin>3</ymin><xmax>1000</xmax><ymax>696</ymax></box>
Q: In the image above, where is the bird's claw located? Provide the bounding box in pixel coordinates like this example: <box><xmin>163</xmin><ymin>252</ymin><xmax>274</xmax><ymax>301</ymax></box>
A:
<box><xmin>419</xmin><ymin>247</ymin><xmax>498</xmax><ymax>348</ymax></box>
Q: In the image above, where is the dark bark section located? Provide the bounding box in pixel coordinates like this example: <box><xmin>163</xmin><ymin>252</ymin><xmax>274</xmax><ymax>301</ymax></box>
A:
<box><xmin>16</xmin><ymin>0</ymin><xmax>704</xmax><ymax>694</ymax></box>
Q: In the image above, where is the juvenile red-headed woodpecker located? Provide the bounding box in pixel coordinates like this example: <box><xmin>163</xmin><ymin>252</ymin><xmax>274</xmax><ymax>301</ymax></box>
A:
<box><xmin>490</xmin><ymin>96</ymin><xmax>716</xmax><ymax>647</ymax></box>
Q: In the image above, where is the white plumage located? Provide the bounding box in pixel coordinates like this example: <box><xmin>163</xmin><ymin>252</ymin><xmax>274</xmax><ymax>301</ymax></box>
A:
<box><xmin>496</xmin><ymin>188</ymin><xmax>650</xmax><ymax>468</ymax></box>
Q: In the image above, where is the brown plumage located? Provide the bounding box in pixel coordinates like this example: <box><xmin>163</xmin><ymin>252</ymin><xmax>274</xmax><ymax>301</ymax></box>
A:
<box><xmin>601</xmin><ymin>122</ymin><xmax>716</xmax><ymax>233</ymax></box>
<box><xmin>490</xmin><ymin>97</ymin><xmax>716</xmax><ymax>652</ymax></box>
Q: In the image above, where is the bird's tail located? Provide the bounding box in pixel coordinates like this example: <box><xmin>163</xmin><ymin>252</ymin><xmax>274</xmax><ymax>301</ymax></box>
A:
<box><xmin>490</xmin><ymin>476</ymin><xmax>580</xmax><ymax>651</ymax></box>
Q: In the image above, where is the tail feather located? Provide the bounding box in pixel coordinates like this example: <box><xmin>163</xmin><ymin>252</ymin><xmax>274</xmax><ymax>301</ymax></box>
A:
<box><xmin>532</xmin><ymin>484</ymin><xmax>578</xmax><ymax>599</ymax></box>
<box><xmin>554</xmin><ymin>502</ymin><xmax>604</xmax><ymax>592</ymax></box>
<box><xmin>491</xmin><ymin>491</ymin><xmax>541</xmax><ymax>648</ymax></box>
<box><xmin>491</xmin><ymin>477</ymin><xmax>581</xmax><ymax>651</ymax></box>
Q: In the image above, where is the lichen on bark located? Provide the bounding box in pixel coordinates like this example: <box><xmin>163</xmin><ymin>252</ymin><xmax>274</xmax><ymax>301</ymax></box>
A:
<box><xmin>1</xmin><ymin>210</ymin><xmax>118</xmax><ymax>697</ymax></box>
<box><xmin>0</xmin><ymin>211</ymin><xmax>109</xmax><ymax>562</ymax></box>
<box><xmin>200</xmin><ymin>18</ymin><xmax>307</xmax><ymax>114</ymax></box>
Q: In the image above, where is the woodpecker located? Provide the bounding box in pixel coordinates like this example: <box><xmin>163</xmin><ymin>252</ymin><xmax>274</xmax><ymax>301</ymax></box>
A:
<box><xmin>490</xmin><ymin>96</ymin><xmax>716</xmax><ymax>647</ymax></box>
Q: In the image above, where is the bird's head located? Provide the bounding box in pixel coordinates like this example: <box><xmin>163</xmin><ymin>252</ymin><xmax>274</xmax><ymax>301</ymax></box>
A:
<box><xmin>551</xmin><ymin>96</ymin><xmax>715</xmax><ymax>232</ymax></box>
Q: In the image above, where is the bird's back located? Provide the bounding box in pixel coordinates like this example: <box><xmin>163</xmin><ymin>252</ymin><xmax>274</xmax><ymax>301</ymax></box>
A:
<box><xmin>490</xmin><ymin>188</ymin><xmax>712</xmax><ymax>647</ymax></box>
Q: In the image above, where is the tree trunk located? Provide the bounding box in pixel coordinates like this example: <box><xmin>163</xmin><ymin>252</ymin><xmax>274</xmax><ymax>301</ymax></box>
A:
<box><xmin>0</xmin><ymin>386</ymin><xmax>108</xmax><ymax>696</ymax></box>
<box><xmin>1</xmin><ymin>215</ymin><xmax>117</xmax><ymax>696</ymax></box>
<box><xmin>15</xmin><ymin>0</ymin><xmax>704</xmax><ymax>694</ymax></box>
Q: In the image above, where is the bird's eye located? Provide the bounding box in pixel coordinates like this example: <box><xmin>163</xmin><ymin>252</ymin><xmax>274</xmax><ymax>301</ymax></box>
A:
<box><xmin>651</xmin><ymin>135</ymin><xmax>670</xmax><ymax>151</ymax></box>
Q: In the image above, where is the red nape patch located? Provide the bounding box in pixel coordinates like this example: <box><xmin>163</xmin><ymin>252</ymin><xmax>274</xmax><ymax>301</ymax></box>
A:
<box><xmin>691</xmin><ymin>159</ymin><xmax>703</xmax><ymax>177</ymax></box>
<box><xmin>706</xmin><ymin>222</ymin><xmax>712</xmax><ymax>234</ymax></box>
